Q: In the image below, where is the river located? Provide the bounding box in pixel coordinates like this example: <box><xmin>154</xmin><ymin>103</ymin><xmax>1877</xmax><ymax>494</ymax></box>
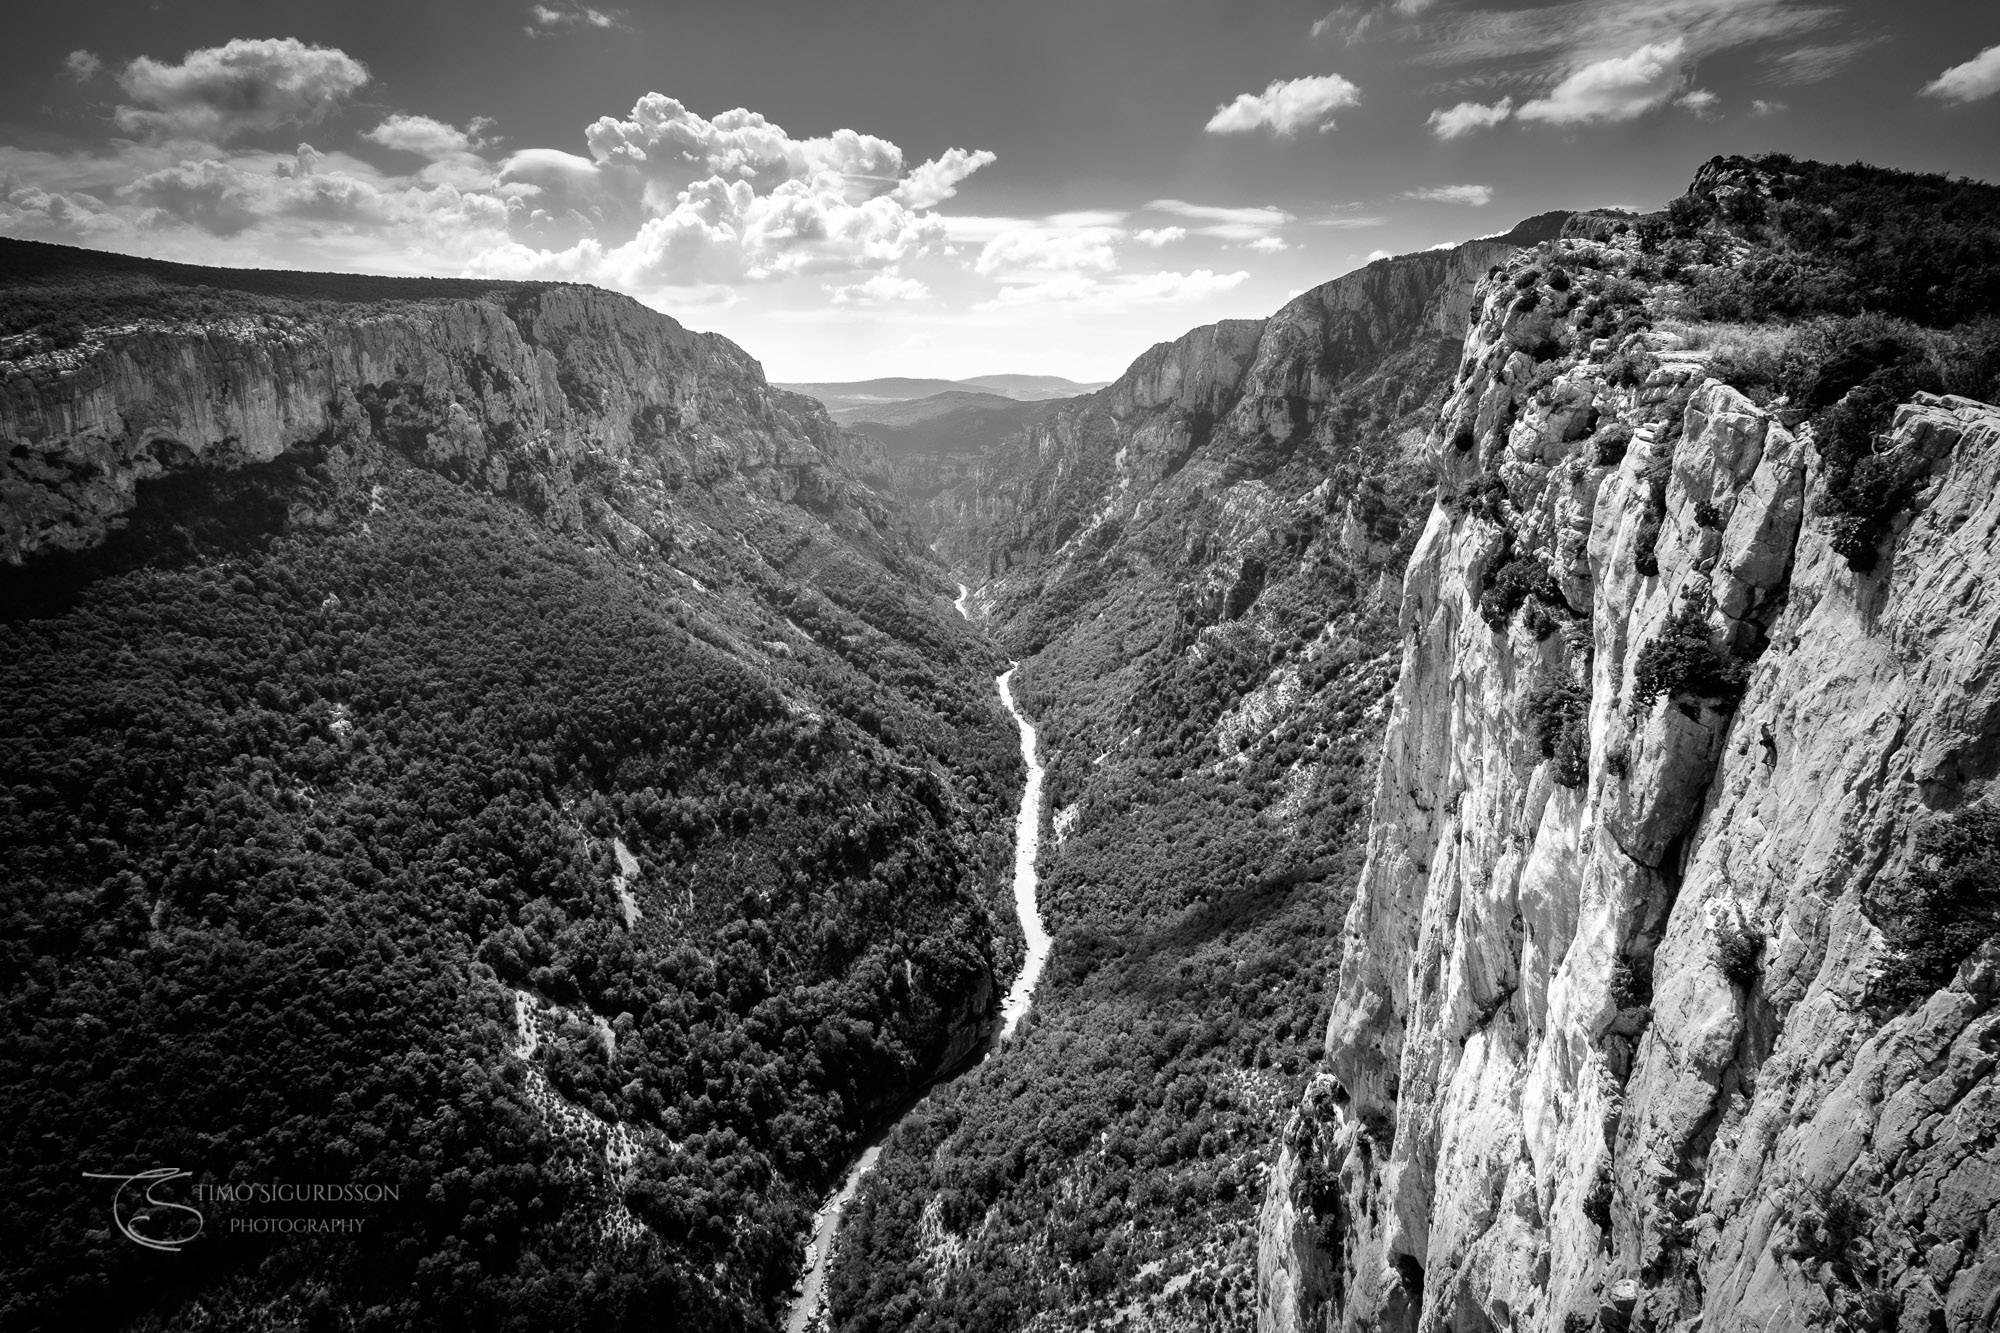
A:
<box><xmin>782</xmin><ymin>584</ymin><xmax>1051</xmax><ymax>1333</ymax></box>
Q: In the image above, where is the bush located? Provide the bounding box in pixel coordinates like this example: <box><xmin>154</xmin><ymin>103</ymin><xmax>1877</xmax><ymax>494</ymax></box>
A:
<box><xmin>1786</xmin><ymin>1184</ymin><xmax>1877</xmax><ymax>1290</ymax></box>
<box><xmin>1714</xmin><ymin>916</ymin><xmax>1764</xmax><ymax>985</ymax></box>
<box><xmin>1864</xmin><ymin>802</ymin><xmax>2000</xmax><ymax>1005</ymax></box>
<box><xmin>1606</xmin><ymin>349</ymin><xmax>1657</xmax><ymax>389</ymax></box>
<box><xmin>1605</xmin><ymin>744</ymin><xmax>1630</xmax><ymax>780</ymax></box>
<box><xmin>1479</xmin><ymin>551</ymin><xmax>1561</xmax><ymax>634</ymax></box>
<box><xmin>1507</xmin><ymin>312</ymin><xmax>1565</xmax><ymax>361</ymax></box>
<box><xmin>1524</xmin><ymin>669</ymin><xmax>1591</xmax><ymax>788</ymax></box>
<box><xmin>1629</xmin><ymin>590</ymin><xmax>1751</xmax><ymax>714</ymax></box>
<box><xmin>1592</xmin><ymin>422</ymin><xmax>1634</xmax><ymax>468</ymax></box>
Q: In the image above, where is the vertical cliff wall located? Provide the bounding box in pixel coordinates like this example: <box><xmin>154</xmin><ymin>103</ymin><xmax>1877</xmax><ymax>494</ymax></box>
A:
<box><xmin>1260</xmin><ymin>228</ymin><xmax>2000</xmax><ymax>1333</ymax></box>
<box><xmin>1</xmin><ymin>278</ymin><xmax>892</xmax><ymax>568</ymax></box>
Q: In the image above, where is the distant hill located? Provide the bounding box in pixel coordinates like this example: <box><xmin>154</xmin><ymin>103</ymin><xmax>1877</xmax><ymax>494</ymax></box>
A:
<box><xmin>778</xmin><ymin>374</ymin><xmax>1107</xmax><ymax>415</ymax></box>
<box><xmin>839</xmin><ymin>390</ymin><xmax>1057</xmax><ymax>462</ymax></box>
<box><xmin>958</xmin><ymin>374</ymin><xmax>1107</xmax><ymax>399</ymax></box>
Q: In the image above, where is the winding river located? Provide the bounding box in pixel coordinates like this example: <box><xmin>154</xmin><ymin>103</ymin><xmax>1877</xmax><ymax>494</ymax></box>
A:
<box><xmin>783</xmin><ymin>585</ymin><xmax>1051</xmax><ymax>1333</ymax></box>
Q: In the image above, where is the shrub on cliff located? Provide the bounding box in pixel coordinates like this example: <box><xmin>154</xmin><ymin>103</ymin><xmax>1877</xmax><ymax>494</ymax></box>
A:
<box><xmin>1865</xmin><ymin>802</ymin><xmax>2000</xmax><ymax>1005</ymax></box>
<box><xmin>1629</xmin><ymin>591</ymin><xmax>1750</xmax><ymax>715</ymax></box>
<box><xmin>1506</xmin><ymin>312</ymin><xmax>1565</xmax><ymax>362</ymax></box>
<box><xmin>1523</xmin><ymin>668</ymin><xmax>1591</xmax><ymax>788</ymax></box>
<box><xmin>1479</xmin><ymin>551</ymin><xmax>1561</xmax><ymax>635</ymax></box>
<box><xmin>1713</xmin><ymin>915</ymin><xmax>1765</xmax><ymax>986</ymax></box>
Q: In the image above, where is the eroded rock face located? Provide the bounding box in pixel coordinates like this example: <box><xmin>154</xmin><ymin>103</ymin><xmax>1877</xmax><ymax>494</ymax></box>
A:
<box><xmin>0</xmin><ymin>285</ymin><xmax>885</xmax><ymax>565</ymax></box>
<box><xmin>1260</xmin><ymin>234</ymin><xmax>2000</xmax><ymax>1332</ymax></box>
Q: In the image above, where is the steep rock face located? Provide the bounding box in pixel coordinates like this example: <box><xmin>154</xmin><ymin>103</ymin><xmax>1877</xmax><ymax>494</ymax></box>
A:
<box><xmin>1</xmin><ymin>284</ymin><xmax>887</xmax><ymax>565</ymax></box>
<box><xmin>933</xmin><ymin>241</ymin><xmax>1521</xmax><ymax>658</ymax></box>
<box><xmin>1259</xmin><ymin>233</ymin><xmax>2000</xmax><ymax>1333</ymax></box>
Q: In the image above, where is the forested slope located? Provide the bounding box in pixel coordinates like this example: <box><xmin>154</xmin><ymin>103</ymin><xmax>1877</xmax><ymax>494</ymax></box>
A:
<box><xmin>0</xmin><ymin>241</ymin><xmax>1020</xmax><ymax>1332</ymax></box>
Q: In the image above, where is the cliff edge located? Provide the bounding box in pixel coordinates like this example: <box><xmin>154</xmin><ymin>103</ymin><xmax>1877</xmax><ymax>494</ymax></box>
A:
<box><xmin>1260</xmin><ymin>190</ymin><xmax>2000</xmax><ymax>1333</ymax></box>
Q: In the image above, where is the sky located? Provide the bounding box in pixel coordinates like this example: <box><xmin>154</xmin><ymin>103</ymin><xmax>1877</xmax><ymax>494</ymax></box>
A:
<box><xmin>2</xmin><ymin>1</ymin><xmax>1997</xmax><ymax>383</ymax></box>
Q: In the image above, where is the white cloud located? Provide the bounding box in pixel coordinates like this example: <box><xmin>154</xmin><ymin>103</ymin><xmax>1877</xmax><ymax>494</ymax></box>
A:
<box><xmin>827</xmin><ymin>274</ymin><xmax>931</xmax><ymax>305</ymax></box>
<box><xmin>1517</xmin><ymin>39</ymin><xmax>1686</xmax><ymax>124</ymax></box>
<box><xmin>1427</xmin><ymin>97</ymin><xmax>1513</xmax><ymax>138</ymax></box>
<box><xmin>1133</xmin><ymin>226</ymin><xmax>1186</xmax><ymax>246</ymax></box>
<box><xmin>890</xmin><ymin>147</ymin><xmax>996</xmax><ymax>208</ymax></box>
<box><xmin>1922</xmin><ymin>43</ymin><xmax>2000</xmax><ymax>103</ymax></box>
<box><xmin>114</xmin><ymin>38</ymin><xmax>370</xmax><ymax>142</ymax></box>
<box><xmin>1247</xmin><ymin>236</ymin><xmax>1289</xmax><ymax>253</ymax></box>
<box><xmin>1677</xmin><ymin>87</ymin><xmax>1719</xmax><ymax>114</ymax></box>
<box><xmin>974</xmin><ymin>224</ymin><xmax>1120</xmax><ymax>277</ymax></box>
<box><xmin>526</xmin><ymin>2</ymin><xmax>622</xmax><ymax>34</ymax></box>
<box><xmin>64</xmin><ymin>50</ymin><xmax>102</xmax><ymax>82</ymax></box>
<box><xmin>1145</xmin><ymin>198</ymin><xmax>1293</xmax><ymax>244</ymax></box>
<box><xmin>1751</xmin><ymin>98</ymin><xmax>1787</xmax><ymax>115</ymax></box>
<box><xmin>2</xmin><ymin>72</ymin><xmax>991</xmax><ymax>308</ymax></box>
<box><xmin>1765</xmin><ymin>35</ymin><xmax>1886</xmax><ymax>86</ymax></box>
<box><xmin>975</xmin><ymin>268</ymin><xmax>1249</xmax><ymax>313</ymax></box>
<box><xmin>1311</xmin><ymin>0</ymin><xmax>1435</xmax><ymax>42</ymax></box>
<box><xmin>364</xmin><ymin>114</ymin><xmax>481</xmax><ymax>158</ymax></box>
<box><xmin>1400</xmin><ymin>183</ymin><xmax>1492</xmax><ymax>206</ymax></box>
<box><xmin>585</xmin><ymin>95</ymin><xmax>910</xmax><ymax>194</ymax></box>
<box><xmin>1204</xmin><ymin>73</ymin><xmax>1362</xmax><ymax>135</ymax></box>
<box><xmin>1410</xmin><ymin>0</ymin><xmax>1838</xmax><ymax>72</ymax></box>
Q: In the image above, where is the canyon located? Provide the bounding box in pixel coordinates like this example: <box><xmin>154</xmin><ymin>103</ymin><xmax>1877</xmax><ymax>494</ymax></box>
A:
<box><xmin>6</xmin><ymin>153</ymin><xmax>2000</xmax><ymax>1333</ymax></box>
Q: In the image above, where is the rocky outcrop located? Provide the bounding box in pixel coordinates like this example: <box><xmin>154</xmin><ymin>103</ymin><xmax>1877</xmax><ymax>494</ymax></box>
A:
<box><xmin>1</xmin><ymin>283</ymin><xmax>890</xmax><ymax>566</ymax></box>
<box><xmin>1259</xmin><ymin>228</ymin><xmax>2000</xmax><ymax>1332</ymax></box>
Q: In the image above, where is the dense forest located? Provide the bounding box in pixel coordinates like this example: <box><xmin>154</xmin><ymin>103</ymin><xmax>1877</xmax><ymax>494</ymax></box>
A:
<box><xmin>0</xmin><ymin>248</ymin><xmax>1023</xmax><ymax>1332</ymax></box>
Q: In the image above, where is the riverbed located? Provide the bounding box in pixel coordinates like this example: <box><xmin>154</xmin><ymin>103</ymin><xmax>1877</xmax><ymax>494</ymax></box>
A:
<box><xmin>782</xmin><ymin>586</ymin><xmax>1050</xmax><ymax>1333</ymax></box>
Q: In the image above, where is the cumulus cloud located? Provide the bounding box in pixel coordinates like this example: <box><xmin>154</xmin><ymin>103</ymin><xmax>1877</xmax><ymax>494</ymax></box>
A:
<box><xmin>1400</xmin><ymin>183</ymin><xmax>1492</xmax><ymax>206</ymax></box>
<box><xmin>584</xmin><ymin>94</ymin><xmax>911</xmax><ymax>197</ymax></box>
<box><xmin>64</xmin><ymin>50</ymin><xmax>102</xmax><ymax>82</ymax></box>
<box><xmin>1922</xmin><ymin>44</ymin><xmax>2000</xmax><ymax>103</ymax></box>
<box><xmin>1133</xmin><ymin>226</ymin><xmax>1186</xmax><ymax>246</ymax></box>
<box><xmin>827</xmin><ymin>273</ymin><xmax>931</xmax><ymax>305</ymax></box>
<box><xmin>1677</xmin><ymin>87</ymin><xmax>1719</xmax><ymax>114</ymax></box>
<box><xmin>459</xmin><ymin>94</ymin><xmax>997</xmax><ymax>288</ymax></box>
<box><xmin>1517</xmin><ymin>39</ymin><xmax>1687</xmax><ymax>124</ymax></box>
<box><xmin>1427</xmin><ymin>97</ymin><xmax>1513</xmax><ymax>138</ymax></box>
<box><xmin>113</xmin><ymin>38</ymin><xmax>370</xmax><ymax>142</ymax></box>
<box><xmin>1751</xmin><ymin>98</ymin><xmax>1787</xmax><ymax>115</ymax></box>
<box><xmin>365</xmin><ymin>114</ymin><xmax>484</xmax><ymax>158</ymax></box>
<box><xmin>4</xmin><ymin>62</ymin><xmax>995</xmax><ymax>310</ymax></box>
<box><xmin>1247</xmin><ymin>236</ymin><xmax>1289</xmax><ymax>253</ymax></box>
<box><xmin>1204</xmin><ymin>73</ymin><xmax>1361</xmax><ymax>135</ymax></box>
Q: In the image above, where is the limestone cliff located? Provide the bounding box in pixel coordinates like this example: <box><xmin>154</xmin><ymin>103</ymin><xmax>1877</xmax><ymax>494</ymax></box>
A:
<box><xmin>1259</xmin><ymin>226</ymin><xmax>2000</xmax><ymax>1333</ymax></box>
<box><xmin>1</xmin><ymin>275</ymin><xmax>892</xmax><ymax>568</ymax></box>
<box><xmin>933</xmin><ymin>240</ymin><xmax>1519</xmax><ymax>589</ymax></box>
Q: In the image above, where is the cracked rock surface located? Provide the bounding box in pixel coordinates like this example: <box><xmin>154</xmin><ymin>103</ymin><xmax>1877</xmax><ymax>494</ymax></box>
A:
<box><xmin>1258</xmin><ymin>232</ymin><xmax>2000</xmax><ymax>1333</ymax></box>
